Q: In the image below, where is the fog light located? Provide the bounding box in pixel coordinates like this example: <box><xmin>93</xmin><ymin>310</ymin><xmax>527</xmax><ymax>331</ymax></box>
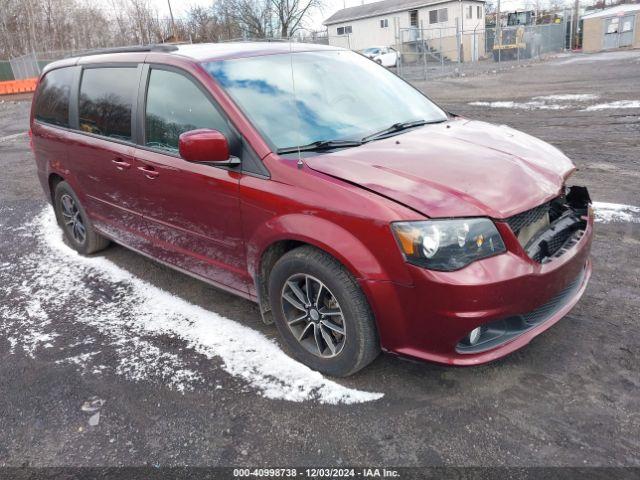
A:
<box><xmin>468</xmin><ymin>327</ymin><xmax>482</xmax><ymax>345</ymax></box>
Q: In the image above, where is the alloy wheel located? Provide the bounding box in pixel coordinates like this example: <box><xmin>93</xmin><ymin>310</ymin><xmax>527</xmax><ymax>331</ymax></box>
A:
<box><xmin>281</xmin><ymin>274</ymin><xmax>346</xmax><ymax>358</ymax></box>
<box><xmin>60</xmin><ymin>193</ymin><xmax>86</xmax><ymax>244</ymax></box>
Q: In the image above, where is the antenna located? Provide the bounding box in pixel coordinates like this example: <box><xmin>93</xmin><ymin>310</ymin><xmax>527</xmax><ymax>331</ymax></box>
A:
<box><xmin>288</xmin><ymin>37</ymin><xmax>304</xmax><ymax>169</ymax></box>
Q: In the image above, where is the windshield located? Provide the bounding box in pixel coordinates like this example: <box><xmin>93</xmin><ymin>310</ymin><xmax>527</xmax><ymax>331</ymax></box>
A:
<box><xmin>204</xmin><ymin>50</ymin><xmax>447</xmax><ymax>152</ymax></box>
<box><xmin>362</xmin><ymin>48</ymin><xmax>380</xmax><ymax>54</ymax></box>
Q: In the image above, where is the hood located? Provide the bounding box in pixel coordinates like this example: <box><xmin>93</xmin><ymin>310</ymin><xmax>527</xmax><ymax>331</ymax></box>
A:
<box><xmin>304</xmin><ymin>119</ymin><xmax>575</xmax><ymax>219</ymax></box>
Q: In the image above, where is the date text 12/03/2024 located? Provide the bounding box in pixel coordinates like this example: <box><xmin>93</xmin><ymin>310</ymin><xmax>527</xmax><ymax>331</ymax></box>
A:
<box><xmin>233</xmin><ymin>468</ymin><xmax>400</xmax><ymax>477</ymax></box>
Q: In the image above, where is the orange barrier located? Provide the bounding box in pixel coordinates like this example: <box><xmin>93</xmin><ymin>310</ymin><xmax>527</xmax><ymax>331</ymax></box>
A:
<box><xmin>0</xmin><ymin>77</ymin><xmax>38</xmax><ymax>96</ymax></box>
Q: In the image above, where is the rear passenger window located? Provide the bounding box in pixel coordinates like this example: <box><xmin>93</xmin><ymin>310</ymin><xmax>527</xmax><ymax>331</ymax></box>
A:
<box><xmin>145</xmin><ymin>69</ymin><xmax>228</xmax><ymax>153</ymax></box>
<box><xmin>34</xmin><ymin>68</ymin><xmax>74</xmax><ymax>127</ymax></box>
<box><xmin>78</xmin><ymin>67</ymin><xmax>138</xmax><ymax>141</ymax></box>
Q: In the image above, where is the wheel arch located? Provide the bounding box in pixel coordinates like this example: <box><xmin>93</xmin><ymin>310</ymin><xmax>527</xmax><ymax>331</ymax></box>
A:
<box><xmin>249</xmin><ymin>214</ymin><xmax>390</xmax><ymax>324</ymax></box>
<box><xmin>48</xmin><ymin>172</ymin><xmax>65</xmax><ymax>202</ymax></box>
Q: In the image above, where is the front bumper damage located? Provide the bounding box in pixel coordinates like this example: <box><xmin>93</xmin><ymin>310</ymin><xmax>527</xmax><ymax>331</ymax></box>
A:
<box><xmin>361</xmin><ymin>185</ymin><xmax>594</xmax><ymax>366</ymax></box>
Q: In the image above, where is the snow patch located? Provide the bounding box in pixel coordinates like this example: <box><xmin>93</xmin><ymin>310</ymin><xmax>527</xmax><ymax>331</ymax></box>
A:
<box><xmin>593</xmin><ymin>202</ymin><xmax>640</xmax><ymax>224</ymax></box>
<box><xmin>56</xmin><ymin>351</ymin><xmax>101</xmax><ymax>366</ymax></box>
<box><xmin>0</xmin><ymin>132</ymin><xmax>27</xmax><ymax>143</ymax></box>
<box><xmin>532</xmin><ymin>94</ymin><xmax>599</xmax><ymax>102</ymax></box>
<box><xmin>7</xmin><ymin>208</ymin><xmax>383</xmax><ymax>404</ymax></box>
<box><xmin>470</xmin><ymin>94</ymin><xmax>600</xmax><ymax>111</ymax></box>
<box><xmin>469</xmin><ymin>100</ymin><xmax>569</xmax><ymax>110</ymax></box>
<box><xmin>581</xmin><ymin>101</ymin><xmax>640</xmax><ymax>112</ymax></box>
<box><xmin>557</xmin><ymin>50</ymin><xmax>640</xmax><ymax>65</ymax></box>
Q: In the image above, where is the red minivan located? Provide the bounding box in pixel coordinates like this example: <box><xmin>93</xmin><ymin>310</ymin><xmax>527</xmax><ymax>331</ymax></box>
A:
<box><xmin>31</xmin><ymin>43</ymin><xmax>593</xmax><ymax>376</ymax></box>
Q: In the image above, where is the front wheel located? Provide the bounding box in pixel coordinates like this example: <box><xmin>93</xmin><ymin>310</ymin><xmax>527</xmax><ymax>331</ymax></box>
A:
<box><xmin>53</xmin><ymin>181</ymin><xmax>110</xmax><ymax>255</ymax></box>
<box><xmin>268</xmin><ymin>246</ymin><xmax>380</xmax><ymax>377</ymax></box>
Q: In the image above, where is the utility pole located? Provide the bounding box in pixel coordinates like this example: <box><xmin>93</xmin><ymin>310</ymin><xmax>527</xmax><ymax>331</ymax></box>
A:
<box><xmin>167</xmin><ymin>0</ymin><xmax>177</xmax><ymax>41</ymax></box>
<box><xmin>458</xmin><ymin>0</ymin><xmax>462</xmax><ymax>62</ymax></box>
<box><xmin>572</xmin><ymin>0</ymin><xmax>580</xmax><ymax>49</ymax></box>
<box><xmin>496</xmin><ymin>0</ymin><xmax>501</xmax><ymax>54</ymax></box>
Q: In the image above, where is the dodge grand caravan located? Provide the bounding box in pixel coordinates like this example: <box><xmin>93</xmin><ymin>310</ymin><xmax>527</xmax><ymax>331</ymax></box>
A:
<box><xmin>30</xmin><ymin>43</ymin><xmax>593</xmax><ymax>376</ymax></box>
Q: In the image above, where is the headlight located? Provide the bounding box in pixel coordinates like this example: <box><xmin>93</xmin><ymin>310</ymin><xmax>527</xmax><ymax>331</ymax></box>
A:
<box><xmin>391</xmin><ymin>218</ymin><xmax>506</xmax><ymax>271</ymax></box>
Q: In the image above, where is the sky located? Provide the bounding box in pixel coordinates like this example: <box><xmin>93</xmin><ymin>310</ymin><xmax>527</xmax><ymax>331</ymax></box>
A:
<box><xmin>146</xmin><ymin>0</ymin><xmax>570</xmax><ymax>32</ymax></box>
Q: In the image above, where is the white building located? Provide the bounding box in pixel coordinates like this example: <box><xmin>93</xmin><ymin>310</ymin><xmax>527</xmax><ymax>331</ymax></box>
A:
<box><xmin>324</xmin><ymin>0</ymin><xmax>486</xmax><ymax>61</ymax></box>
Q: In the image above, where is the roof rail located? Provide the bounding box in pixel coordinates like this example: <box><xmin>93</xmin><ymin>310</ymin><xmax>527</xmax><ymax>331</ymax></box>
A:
<box><xmin>68</xmin><ymin>44</ymin><xmax>179</xmax><ymax>58</ymax></box>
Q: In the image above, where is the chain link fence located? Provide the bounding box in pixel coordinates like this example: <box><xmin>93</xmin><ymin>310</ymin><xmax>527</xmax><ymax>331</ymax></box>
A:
<box><xmin>0</xmin><ymin>48</ymin><xmax>115</xmax><ymax>81</ymax></box>
<box><xmin>394</xmin><ymin>23</ymin><xmax>568</xmax><ymax>80</ymax></box>
<box><xmin>8</xmin><ymin>52</ymin><xmax>41</xmax><ymax>80</ymax></box>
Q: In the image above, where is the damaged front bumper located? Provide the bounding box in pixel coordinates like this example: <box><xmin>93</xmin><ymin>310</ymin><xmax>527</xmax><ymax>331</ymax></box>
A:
<box><xmin>362</xmin><ymin>185</ymin><xmax>594</xmax><ymax>366</ymax></box>
<box><xmin>519</xmin><ymin>186</ymin><xmax>592</xmax><ymax>264</ymax></box>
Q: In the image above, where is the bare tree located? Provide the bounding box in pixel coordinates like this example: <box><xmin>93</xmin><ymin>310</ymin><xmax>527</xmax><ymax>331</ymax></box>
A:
<box><xmin>0</xmin><ymin>0</ymin><xmax>326</xmax><ymax>60</ymax></box>
<box><xmin>212</xmin><ymin>0</ymin><xmax>247</xmax><ymax>40</ymax></box>
<box><xmin>220</xmin><ymin>0</ymin><xmax>273</xmax><ymax>38</ymax></box>
<box><xmin>270</xmin><ymin>0</ymin><xmax>321</xmax><ymax>37</ymax></box>
<box><xmin>184</xmin><ymin>6</ymin><xmax>218</xmax><ymax>43</ymax></box>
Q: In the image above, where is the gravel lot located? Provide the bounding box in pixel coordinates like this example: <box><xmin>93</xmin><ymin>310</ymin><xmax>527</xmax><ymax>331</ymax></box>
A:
<box><xmin>0</xmin><ymin>50</ymin><xmax>639</xmax><ymax>468</ymax></box>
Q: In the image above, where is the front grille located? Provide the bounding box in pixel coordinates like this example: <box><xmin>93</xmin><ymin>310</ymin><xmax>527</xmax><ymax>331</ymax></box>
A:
<box><xmin>506</xmin><ymin>202</ymin><xmax>551</xmax><ymax>235</ymax></box>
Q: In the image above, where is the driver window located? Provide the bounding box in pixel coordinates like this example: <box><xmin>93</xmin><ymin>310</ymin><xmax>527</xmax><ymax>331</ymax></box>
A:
<box><xmin>145</xmin><ymin>69</ymin><xmax>228</xmax><ymax>154</ymax></box>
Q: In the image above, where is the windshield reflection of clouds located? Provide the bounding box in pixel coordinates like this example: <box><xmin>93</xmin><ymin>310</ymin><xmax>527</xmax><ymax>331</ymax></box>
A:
<box><xmin>205</xmin><ymin>51</ymin><xmax>446</xmax><ymax>150</ymax></box>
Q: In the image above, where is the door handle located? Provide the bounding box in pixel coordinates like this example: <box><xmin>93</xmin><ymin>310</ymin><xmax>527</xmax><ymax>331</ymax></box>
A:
<box><xmin>137</xmin><ymin>165</ymin><xmax>160</xmax><ymax>179</ymax></box>
<box><xmin>112</xmin><ymin>158</ymin><xmax>131</xmax><ymax>170</ymax></box>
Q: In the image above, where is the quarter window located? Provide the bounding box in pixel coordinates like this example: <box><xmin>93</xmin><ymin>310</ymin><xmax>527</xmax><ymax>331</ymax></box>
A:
<box><xmin>78</xmin><ymin>67</ymin><xmax>138</xmax><ymax>141</ymax></box>
<box><xmin>145</xmin><ymin>69</ymin><xmax>228</xmax><ymax>154</ymax></box>
<box><xmin>34</xmin><ymin>68</ymin><xmax>74</xmax><ymax>127</ymax></box>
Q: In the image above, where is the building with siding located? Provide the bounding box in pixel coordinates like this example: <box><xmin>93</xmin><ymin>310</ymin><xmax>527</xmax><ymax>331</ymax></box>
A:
<box><xmin>581</xmin><ymin>4</ymin><xmax>640</xmax><ymax>53</ymax></box>
<box><xmin>323</xmin><ymin>0</ymin><xmax>486</xmax><ymax>61</ymax></box>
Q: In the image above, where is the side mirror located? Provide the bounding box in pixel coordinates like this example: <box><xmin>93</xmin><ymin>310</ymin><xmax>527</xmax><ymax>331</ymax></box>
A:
<box><xmin>179</xmin><ymin>129</ymin><xmax>237</xmax><ymax>165</ymax></box>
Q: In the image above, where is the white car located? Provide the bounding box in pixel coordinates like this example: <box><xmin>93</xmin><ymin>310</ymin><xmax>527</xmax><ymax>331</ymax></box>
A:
<box><xmin>361</xmin><ymin>46</ymin><xmax>399</xmax><ymax>67</ymax></box>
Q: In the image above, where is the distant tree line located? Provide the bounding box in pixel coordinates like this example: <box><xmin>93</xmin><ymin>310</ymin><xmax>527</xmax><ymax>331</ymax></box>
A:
<box><xmin>0</xmin><ymin>0</ymin><xmax>324</xmax><ymax>58</ymax></box>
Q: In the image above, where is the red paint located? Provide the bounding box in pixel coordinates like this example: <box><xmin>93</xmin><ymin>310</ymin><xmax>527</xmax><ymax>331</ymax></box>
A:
<box><xmin>30</xmin><ymin>44</ymin><xmax>593</xmax><ymax>366</ymax></box>
<box><xmin>179</xmin><ymin>129</ymin><xmax>229</xmax><ymax>163</ymax></box>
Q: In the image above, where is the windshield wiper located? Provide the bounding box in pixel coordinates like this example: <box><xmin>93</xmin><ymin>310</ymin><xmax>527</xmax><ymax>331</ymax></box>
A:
<box><xmin>361</xmin><ymin>119</ymin><xmax>443</xmax><ymax>143</ymax></box>
<box><xmin>277</xmin><ymin>139</ymin><xmax>363</xmax><ymax>154</ymax></box>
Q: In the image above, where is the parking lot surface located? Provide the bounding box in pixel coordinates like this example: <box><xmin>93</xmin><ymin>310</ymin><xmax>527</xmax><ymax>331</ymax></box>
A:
<box><xmin>0</xmin><ymin>50</ymin><xmax>639</xmax><ymax>467</ymax></box>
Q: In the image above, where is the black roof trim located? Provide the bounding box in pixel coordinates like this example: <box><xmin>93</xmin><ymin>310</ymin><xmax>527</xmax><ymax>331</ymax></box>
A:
<box><xmin>69</xmin><ymin>44</ymin><xmax>179</xmax><ymax>58</ymax></box>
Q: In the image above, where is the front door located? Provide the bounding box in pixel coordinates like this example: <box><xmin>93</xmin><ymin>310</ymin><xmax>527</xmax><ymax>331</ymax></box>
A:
<box><xmin>133</xmin><ymin>66</ymin><xmax>250</xmax><ymax>294</ymax></box>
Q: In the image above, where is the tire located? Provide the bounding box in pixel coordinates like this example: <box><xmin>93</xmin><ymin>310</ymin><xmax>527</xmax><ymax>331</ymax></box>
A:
<box><xmin>53</xmin><ymin>181</ymin><xmax>110</xmax><ymax>255</ymax></box>
<box><xmin>268</xmin><ymin>245</ymin><xmax>380</xmax><ymax>377</ymax></box>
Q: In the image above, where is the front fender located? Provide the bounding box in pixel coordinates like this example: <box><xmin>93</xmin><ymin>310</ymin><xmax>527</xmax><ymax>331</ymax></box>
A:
<box><xmin>247</xmin><ymin>213</ymin><xmax>395</xmax><ymax>283</ymax></box>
